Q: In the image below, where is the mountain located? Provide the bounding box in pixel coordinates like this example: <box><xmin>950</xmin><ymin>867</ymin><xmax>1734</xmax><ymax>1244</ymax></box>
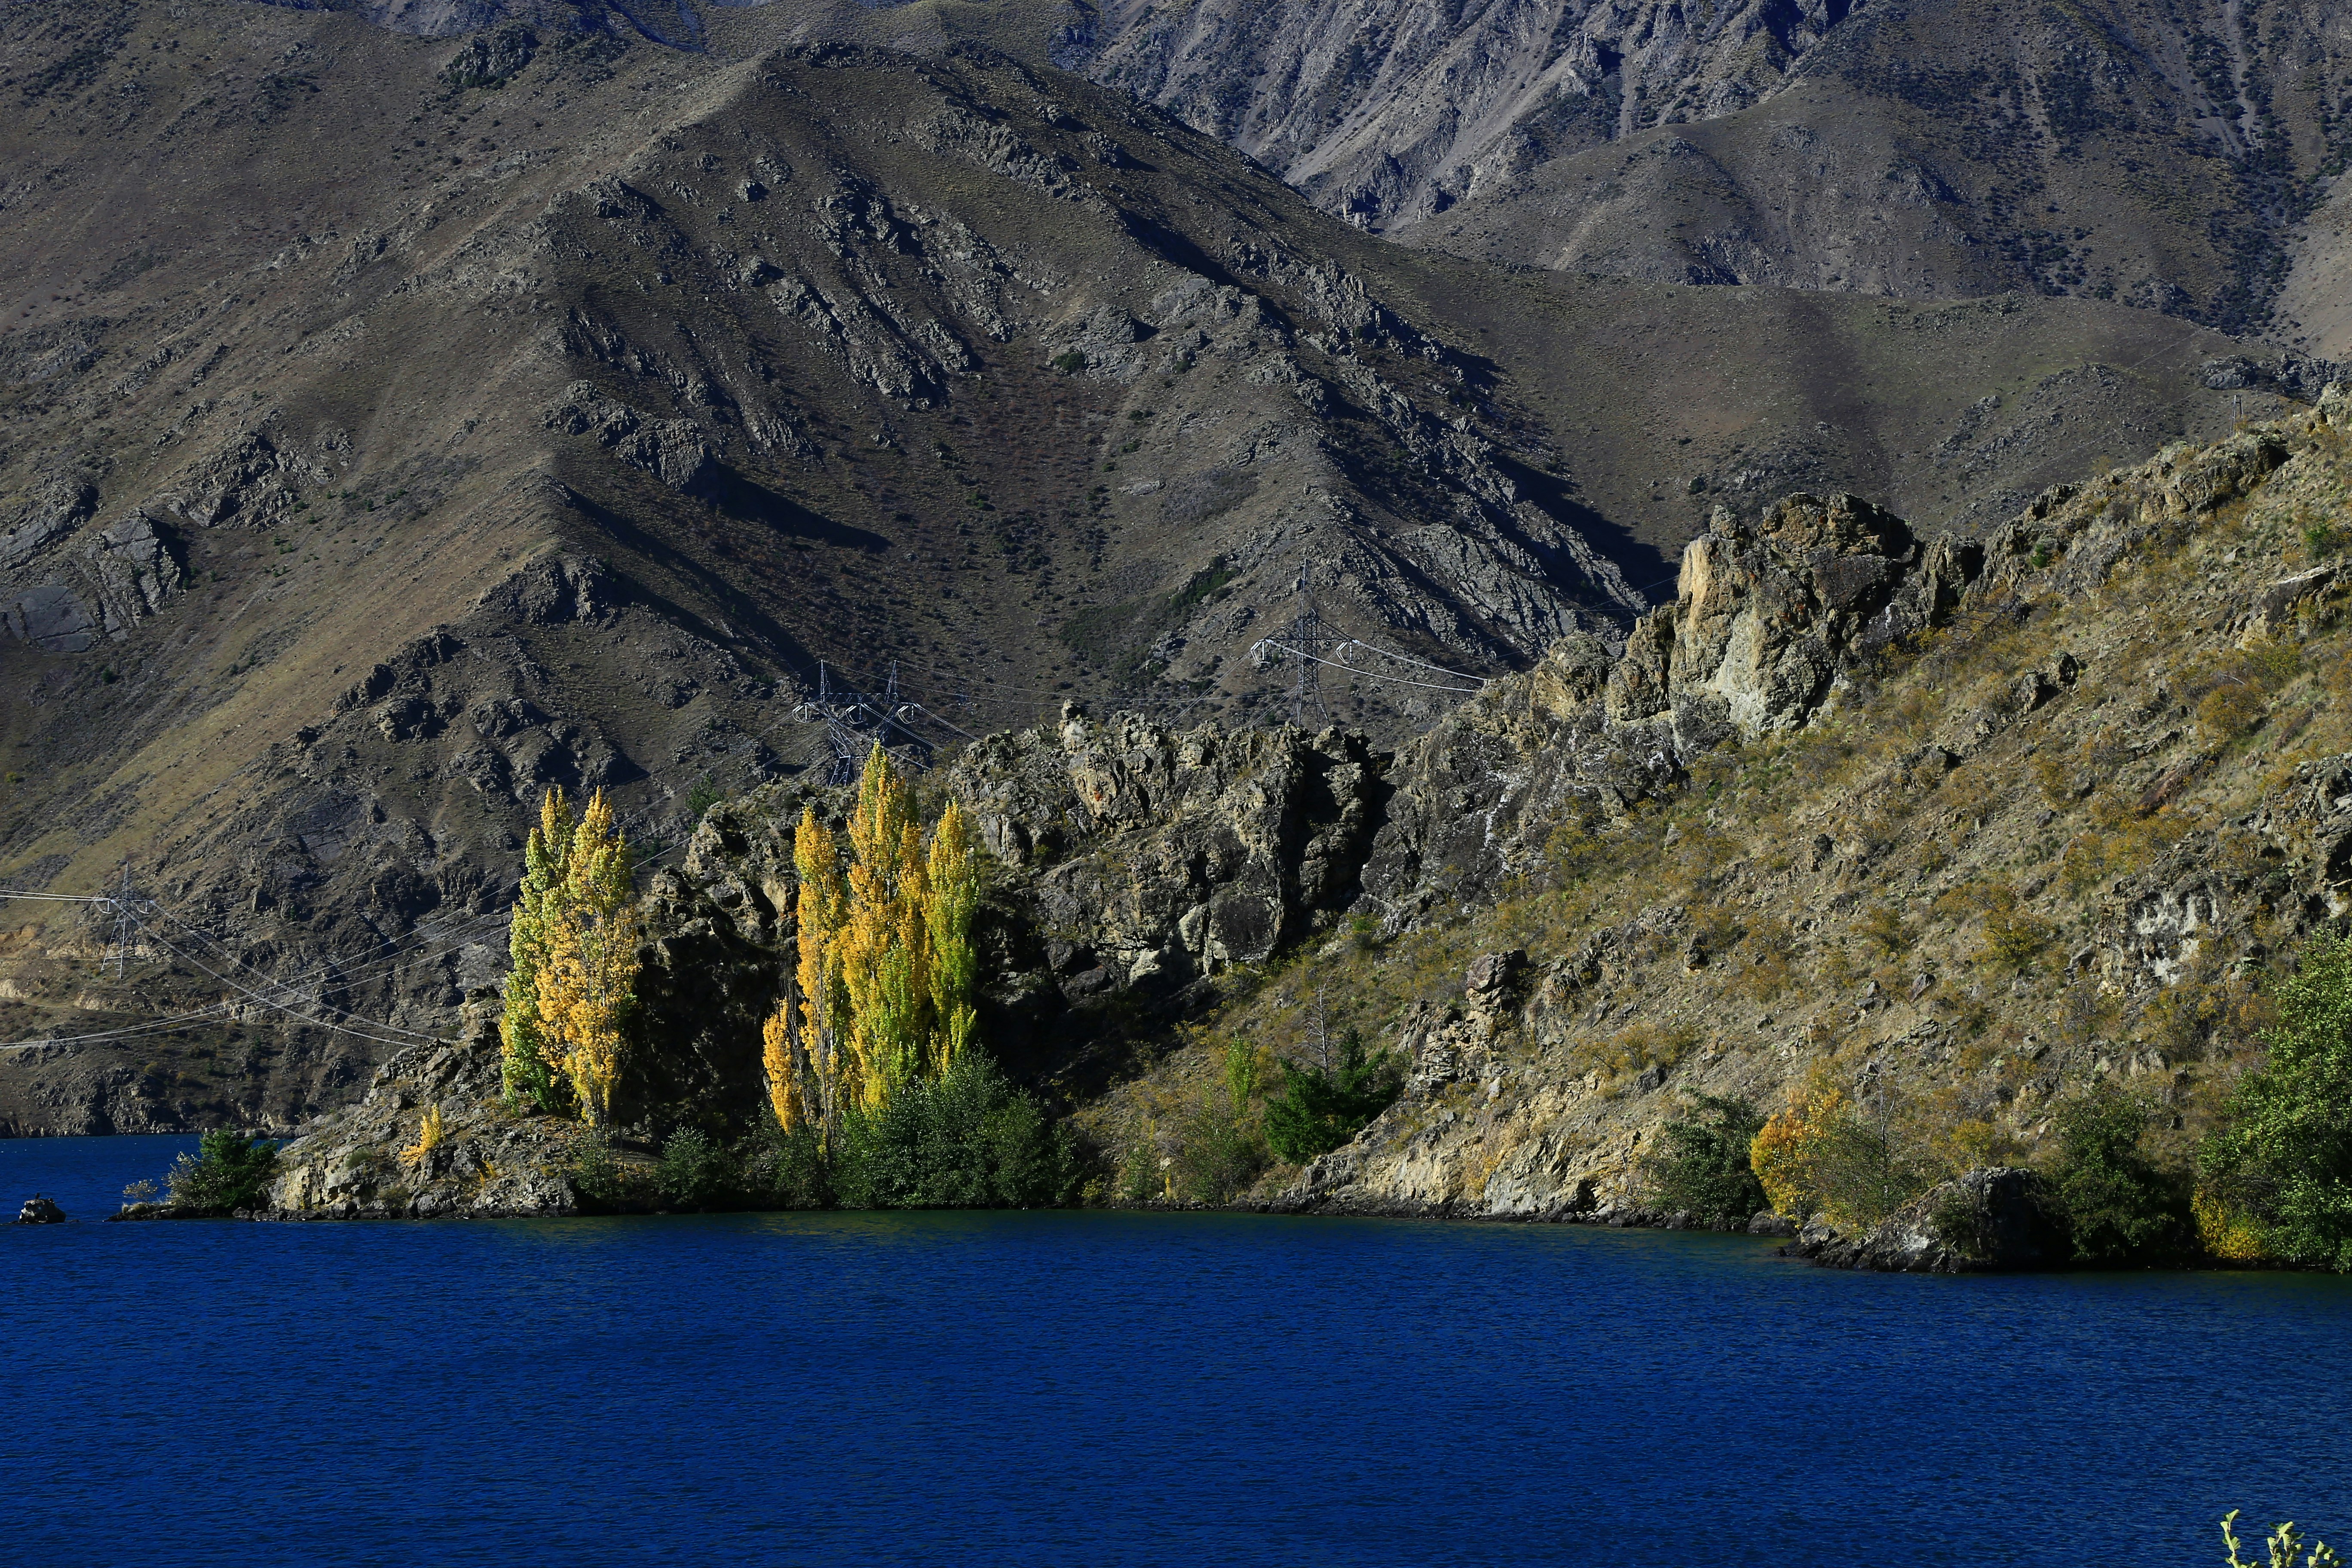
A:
<box><xmin>1070</xmin><ymin>0</ymin><xmax>2352</xmax><ymax>346</ymax></box>
<box><xmin>254</xmin><ymin>385</ymin><xmax>2352</xmax><ymax>1235</ymax></box>
<box><xmin>0</xmin><ymin>0</ymin><xmax>2299</xmax><ymax>1132</ymax></box>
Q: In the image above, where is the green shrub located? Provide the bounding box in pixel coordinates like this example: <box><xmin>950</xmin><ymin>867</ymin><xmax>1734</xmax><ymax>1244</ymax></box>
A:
<box><xmin>1642</xmin><ymin>1095</ymin><xmax>1768</xmax><ymax>1225</ymax></box>
<box><xmin>656</xmin><ymin>1127</ymin><xmax>738</xmax><ymax>1210</ymax></box>
<box><xmin>2047</xmin><ymin>1086</ymin><xmax>2190</xmax><ymax>1263</ymax></box>
<box><xmin>166</xmin><ymin>1130</ymin><xmax>280</xmax><ymax>1213</ymax></box>
<box><xmin>1166</xmin><ymin>1040</ymin><xmax>1272</xmax><ymax>1203</ymax></box>
<box><xmin>2200</xmin><ymin>934</ymin><xmax>2352</xmax><ymax>1271</ymax></box>
<box><xmin>568</xmin><ymin>1130</ymin><xmax>628</xmax><ymax>1205</ymax></box>
<box><xmin>739</xmin><ymin>1118</ymin><xmax>830</xmax><ymax>1210</ymax></box>
<box><xmin>833</xmin><ymin>1051</ymin><xmax>1085</xmax><ymax>1209</ymax></box>
<box><xmin>1264</xmin><ymin>1029</ymin><xmax>1404</xmax><ymax>1164</ymax></box>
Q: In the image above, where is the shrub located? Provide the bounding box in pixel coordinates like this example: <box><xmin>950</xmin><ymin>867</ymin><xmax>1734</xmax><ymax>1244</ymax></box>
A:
<box><xmin>656</xmin><ymin>1127</ymin><xmax>738</xmax><ymax>1210</ymax></box>
<box><xmin>1171</xmin><ymin>1039</ymin><xmax>1273</xmax><ymax>1203</ymax></box>
<box><xmin>1264</xmin><ymin>1029</ymin><xmax>1404</xmax><ymax>1164</ymax></box>
<box><xmin>398</xmin><ymin>1105</ymin><xmax>445</xmax><ymax>1167</ymax></box>
<box><xmin>1854</xmin><ymin>903</ymin><xmax>1911</xmax><ymax>959</ymax></box>
<box><xmin>833</xmin><ymin>1051</ymin><xmax>1084</xmax><ymax>1209</ymax></box>
<box><xmin>2046</xmin><ymin>1086</ymin><xmax>2191</xmax><ymax>1263</ymax></box>
<box><xmin>567</xmin><ymin>1130</ymin><xmax>629</xmax><ymax>1205</ymax></box>
<box><xmin>739</xmin><ymin>1118</ymin><xmax>830</xmax><ymax>1210</ymax></box>
<box><xmin>2199</xmin><ymin>933</ymin><xmax>2352</xmax><ymax>1270</ymax></box>
<box><xmin>1751</xmin><ymin>1069</ymin><xmax>1939</xmax><ymax>1228</ymax></box>
<box><xmin>1641</xmin><ymin>1095</ymin><xmax>1767</xmax><ymax>1224</ymax></box>
<box><xmin>166</xmin><ymin>1130</ymin><xmax>281</xmax><ymax>1213</ymax></box>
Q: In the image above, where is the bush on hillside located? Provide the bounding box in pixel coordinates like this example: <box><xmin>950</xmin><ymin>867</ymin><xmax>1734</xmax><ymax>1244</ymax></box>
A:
<box><xmin>1171</xmin><ymin>1039</ymin><xmax>1272</xmax><ymax>1204</ymax></box>
<box><xmin>167</xmin><ymin>1130</ymin><xmax>281</xmax><ymax>1213</ymax></box>
<box><xmin>2199</xmin><ymin>933</ymin><xmax>2352</xmax><ymax>1271</ymax></box>
<box><xmin>1641</xmin><ymin>1095</ymin><xmax>1769</xmax><ymax>1225</ymax></box>
<box><xmin>1751</xmin><ymin>1068</ymin><xmax>1941</xmax><ymax>1229</ymax></box>
<box><xmin>1264</xmin><ymin>1029</ymin><xmax>1404</xmax><ymax>1164</ymax></box>
<box><xmin>2046</xmin><ymin>1086</ymin><xmax>2191</xmax><ymax>1264</ymax></box>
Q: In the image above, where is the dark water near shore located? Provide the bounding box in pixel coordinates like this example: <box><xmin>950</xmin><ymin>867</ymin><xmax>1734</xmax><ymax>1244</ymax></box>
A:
<box><xmin>5</xmin><ymin>1135</ymin><xmax>2349</xmax><ymax>1566</ymax></box>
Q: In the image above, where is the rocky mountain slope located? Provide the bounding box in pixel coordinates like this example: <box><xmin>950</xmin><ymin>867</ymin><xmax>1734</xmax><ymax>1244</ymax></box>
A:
<box><xmin>256</xmin><ymin>386</ymin><xmax>2352</xmax><ymax>1223</ymax></box>
<box><xmin>231</xmin><ymin>0</ymin><xmax>2352</xmax><ymax>345</ymax></box>
<box><xmin>1066</xmin><ymin>0</ymin><xmax>2352</xmax><ymax>345</ymax></box>
<box><xmin>0</xmin><ymin>0</ymin><xmax>2294</xmax><ymax>1133</ymax></box>
<box><xmin>1118</xmin><ymin>385</ymin><xmax>2352</xmax><ymax>1223</ymax></box>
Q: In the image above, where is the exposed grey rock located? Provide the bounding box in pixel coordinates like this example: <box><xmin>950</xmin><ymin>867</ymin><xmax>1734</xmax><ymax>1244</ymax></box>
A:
<box><xmin>441</xmin><ymin>23</ymin><xmax>537</xmax><ymax>88</ymax></box>
<box><xmin>13</xmin><ymin>1195</ymin><xmax>65</xmax><ymax>1225</ymax></box>
<box><xmin>266</xmin><ymin>995</ymin><xmax>588</xmax><ymax>1219</ymax></box>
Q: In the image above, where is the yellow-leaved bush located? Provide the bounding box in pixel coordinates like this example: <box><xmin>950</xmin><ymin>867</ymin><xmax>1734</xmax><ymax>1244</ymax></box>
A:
<box><xmin>763</xmin><ymin>745</ymin><xmax>983</xmax><ymax>1147</ymax></box>
<box><xmin>1749</xmin><ymin>1069</ymin><xmax>1850</xmax><ymax>1222</ymax></box>
<box><xmin>499</xmin><ymin>787</ymin><xmax>640</xmax><ymax>1125</ymax></box>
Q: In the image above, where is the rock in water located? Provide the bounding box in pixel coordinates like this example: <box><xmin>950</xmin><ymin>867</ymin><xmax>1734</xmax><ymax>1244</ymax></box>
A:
<box><xmin>15</xmin><ymin>1195</ymin><xmax>65</xmax><ymax>1225</ymax></box>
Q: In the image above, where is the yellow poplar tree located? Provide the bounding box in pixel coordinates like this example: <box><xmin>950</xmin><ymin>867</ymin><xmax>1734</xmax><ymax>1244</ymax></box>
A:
<box><xmin>925</xmin><ymin>796</ymin><xmax>982</xmax><ymax>1070</ymax></box>
<box><xmin>770</xmin><ymin>804</ymin><xmax>848</xmax><ymax>1142</ymax></box>
<box><xmin>840</xmin><ymin>744</ymin><xmax>931</xmax><ymax>1110</ymax></box>
<box><xmin>500</xmin><ymin>788</ymin><xmax>576</xmax><ymax>1109</ymax></box>
<box><xmin>758</xmin><ymin>750</ymin><xmax>993</xmax><ymax>1143</ymax></box>
<box><xmin>534</xmin><ymin>789</ymin><xmax>640</xmax><ymax>1127</ymax></box>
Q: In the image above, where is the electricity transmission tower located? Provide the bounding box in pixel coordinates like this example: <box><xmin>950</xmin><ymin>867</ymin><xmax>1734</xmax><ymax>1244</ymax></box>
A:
<box><xmin>798</xmin><ymin>662</ymin><xmax>931</xmax><ymax>785</ymax></box>
<box><xmin>1276</xmin><ymin>570</ymin><xmax>1334</xmax><ymax>729</ymax></box>
<box><xmin>103</xmin><ymin>861</ymin><xmax>140</xmax><ymax>980</ymax></box>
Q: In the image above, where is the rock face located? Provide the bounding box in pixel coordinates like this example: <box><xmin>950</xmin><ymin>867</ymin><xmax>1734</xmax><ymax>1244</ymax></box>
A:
<box><xmin>14</xmin><ymin>1195</ymin><xmax>66</xmax><ymax>1225</ymax></box>
<box><xmin>265</xmin><ymin>999</ymin><xmax>587</xmax><ymax>1220</ymax></box>
<box><xmin>1082</xmin><ymin>0</ymin><xmax>1846</xmax><ymax>233</ymax></box>
<box><xmin>1789</xmin><ymin>1169</ymin><xmax>2070</xmax><ymax>1274</ymax></box>
<box><xmin>1357</xmin><ymin>490</ymin><xmax>1983</xmax><ymax>924</ymax></box>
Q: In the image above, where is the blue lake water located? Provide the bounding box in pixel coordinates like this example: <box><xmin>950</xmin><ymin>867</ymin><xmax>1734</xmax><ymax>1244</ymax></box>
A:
<box><xmin>4</xmin><ymin>1134</ymin><xmax>2349</xmax><ymax>1566</ymax></box>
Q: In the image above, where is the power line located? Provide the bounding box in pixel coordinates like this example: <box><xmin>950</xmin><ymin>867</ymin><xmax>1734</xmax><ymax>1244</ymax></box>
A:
<box><xmin>126</xmin><ymin>912</ymin><xmax>445</xmax><ymax>1049</ymax></box>
<box><xmin>1254</xmin><ymin>638</ymin><xmax>1485</xmax><ymax>695</ymax></box>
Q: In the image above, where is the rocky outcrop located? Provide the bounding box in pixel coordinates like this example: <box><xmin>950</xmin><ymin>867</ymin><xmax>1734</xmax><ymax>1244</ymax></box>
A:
<box><xmin>265</xmin><ymin>997</ymin><xmax>589</xmax><ymax>1219</ymax></box>
<box><xmin>1357</xmin><ymin>490</ymin><xmax>1986</xmax><ymax>922</ymax></box>
<box><xmin>1788</xmin><ymin>1168</ymin><xmax>2070</xmax><ymax>1274</ymax></box>
<box><xmin>15</xmin><ymin>1195</ymin><xmax>66</xmax><ymax>1224</ymax></box>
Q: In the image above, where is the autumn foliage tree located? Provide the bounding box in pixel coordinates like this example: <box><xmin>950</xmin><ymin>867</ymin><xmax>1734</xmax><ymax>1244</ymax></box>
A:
<box><xmin>500</xmin><ymin>787</ymin><xmax>641</xmax><ymax>1125</ymax></box>
<box><xmin>763</xmin><ymin>746</ymin><xmax>984</xmax><ymax>1147</ymax></box>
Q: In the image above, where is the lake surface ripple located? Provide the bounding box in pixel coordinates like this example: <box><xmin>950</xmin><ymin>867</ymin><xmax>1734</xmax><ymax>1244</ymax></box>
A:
<box><xmin>5</xmin><ymin>1135</ymin><xmax>2347</xmax><ymax>1565</ymax></box>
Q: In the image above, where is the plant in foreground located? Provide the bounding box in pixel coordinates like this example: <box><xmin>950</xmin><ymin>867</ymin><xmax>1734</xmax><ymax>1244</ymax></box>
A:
<box><xmin>2223</xmin><ymin>1510</ymin><xmax>2342</xmax><ymax>1568</ymax></box>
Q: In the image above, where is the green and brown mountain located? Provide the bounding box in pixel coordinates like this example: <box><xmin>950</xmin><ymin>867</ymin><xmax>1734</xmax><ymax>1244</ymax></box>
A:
<box><xmin>0</xmin><ymin>0</ymin><xmax>2323</xmax><ymax>1133</ymax></box>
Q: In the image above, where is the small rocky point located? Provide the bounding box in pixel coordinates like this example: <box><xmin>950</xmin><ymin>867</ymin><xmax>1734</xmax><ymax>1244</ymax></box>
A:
<box><xmin>15</xmin><ymin>1195</ymin><xmax>65</xmax><ymax>1225</ymax></box>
